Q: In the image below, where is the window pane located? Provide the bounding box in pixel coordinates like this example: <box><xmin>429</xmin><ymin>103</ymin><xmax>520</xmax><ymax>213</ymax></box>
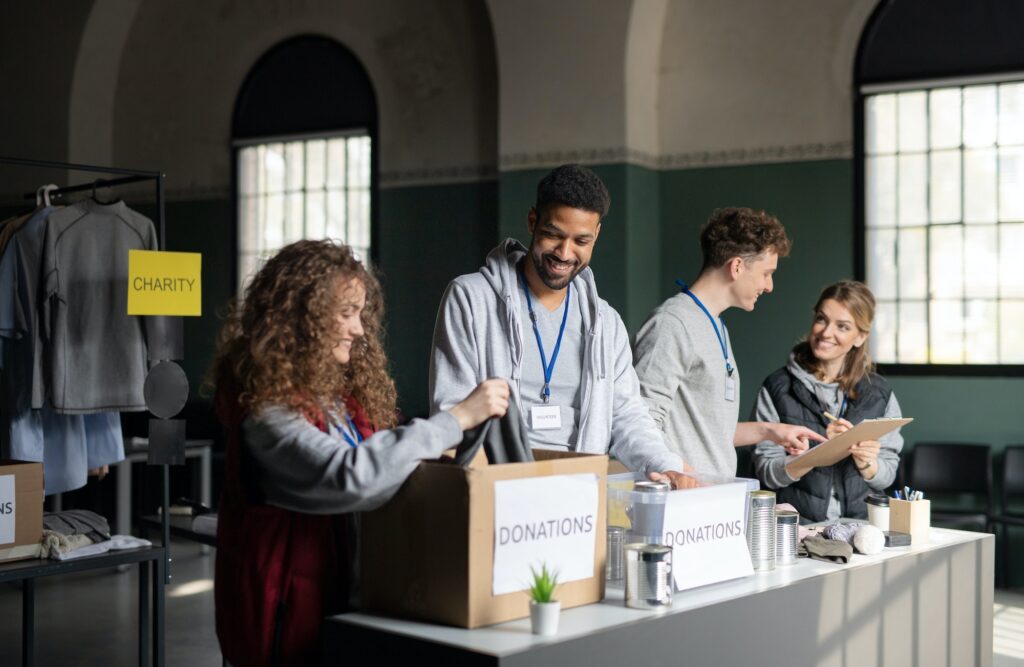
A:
<box><xmin>964</xmin><ymin>149</ymin><xmax>997</xmax><ymax>223</ymax></box>
<box><xmin>238</xmin><ymin>253</ymin><xmax>260</xmax><ymax>291</ymax></box>
<box><xmin>964</xmin><ymin>85</ymin><xmax>997</xmax><ymax>147</ymax></box>
<box><xmin>866</xmin><ymin>156</ymin><xmax>896</xmax><ymax>227</ymax></box>
<box><xmin>306</xmin><ymin>191</ymin><xmax>326</xmax><ymax>237</ymax></box>
<box><xmin>929</xmin><ymin>87</ymin><xmax>961</xmax><ymax>150</ymax></box>
<box><xmin>898</xmin><ymin>153</ymin><xmax>928</xmax><ymax>225</ymax></box>
<box><xmin>897</xmin><ymin>91</ymin><xmax>927</xmax><ymax>152</ymax></box>
<box><xmin>264</xmin><ymin>143</ymin><xmax>285</xmax><ymax>194</ymax></box>
<box><xmin>1000</xmin><ymin>301</ymin><xmax>1024</xmax><ymax>363</ymax></box>
<box><xmin>326</xmin><ymin>190</ymin><xmax>345</xmax><ymax>240</ymax></box>
<box><xmin>998</xmin><ymin>82</ymin><xmax>1024</xmax><ymax>146</ymax></box>
<box><xmin>285</xmin><ymin>193</ymin><xmax>303</xmax><ymax>241</ymax></box>
<box><xmin>238</xmin><ymin>147</ymin><xmax>258</xmax><ymax>195</ymax></box>
<box><xmin>898</xmin><ymin>301</ymin><xmax>927</xmax><ymax>363</ymax></box>
<box><xmin>999</xmin><ymin>147</ymin><xmax>1024</xmax><ymax>221</ymax></box>
<box><xmin>327</xmin><ymin>138</ymin><xmax>347</xmax><ymax>190</ymax></box>
<box><xmin>306</xmin><ymin>139</ymin><xmax>326</xmax><ymax>190</ymax></box>
<box><xmin>285</xmin><ymin>142</ymin><xmax>304</xmax><ymax>193</ymax></box>
<box><xmin>873</xmin><ymin>301</ymin><xmax>897</xmax><ymax>363</ymax></box>
<box><xmin>929</xmin><ymin>300</ymin><xmax>963</xmax><ymax>363</ymax></box>
<box><xmin>929</xmin><ymin>150</ymin><xmax>961</xmax><ymax>223</ymax></box>
<box><xmin>964</xmin><ymin>299</ymin><xmax>998</xmax><ymax>363</ymax></box>
<box><xmin>348</xmin><ymin>189</ymin><xmax>370</xmax><ymax>248</ymax></box>
<box><xmin>264</xmin><ymin>193</ymin><xmax>284</xmax><ymax>249</ymax></box>
<box><xmin>898</xmin><ymin>227</ymin><xmax>927</xmax><ymax>299</ymax></box>
<box><xmin>867</xmin><ymin>229</ymin><xmax>897</xmax><ymax>300</ymax></box>
<box><xmin>1001</xmin><ymin>223</ymin><xmax>1024</xmax><ymax>298</ymax></box>
<box><xmin>964</xmin><ymin>225</ymin><xmax>999</xmax><ymax>298</ymax></box>
<box><xmin>866</xmin><ymin>94</ymin><xmax>897</xmax><ymax>155</ymax></box>
<box><xmin>239</xmin><ymin>195</ymin><xmax>260</xmax><ymax>253</ymax></box>
<box><xmin>929</xmin><ymin>225</ymin><xmax>962</xmax><ymax>299</ymax></box>
<box><xmin>348</xmin><ymin>137</ymin><xmax>371</xmax><ymax>189</ymax></box>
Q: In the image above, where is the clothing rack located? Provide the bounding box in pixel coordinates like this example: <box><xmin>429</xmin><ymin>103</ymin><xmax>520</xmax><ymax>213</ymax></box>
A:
<box><xmin>0</xmin><ymin>155</ymin><xmax>175</xmax><ymax>583</ymax></box>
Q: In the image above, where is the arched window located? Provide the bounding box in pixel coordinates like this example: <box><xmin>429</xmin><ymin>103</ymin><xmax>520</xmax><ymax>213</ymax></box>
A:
<box><xmin>233</xmin><ymin>35</ymin><xmax>377</xmax><ymax>289</ymax></box>
<box><xmin>856</xmin><ymin>0</ymin><xmax>1024</xmax><ymax>372</ymax></box>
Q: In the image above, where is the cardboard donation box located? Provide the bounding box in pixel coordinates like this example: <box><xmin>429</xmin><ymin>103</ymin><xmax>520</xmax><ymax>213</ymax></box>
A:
<box><xmin>361</xmin><ymin>450</ymin><xmax>608</xmax><ymax>628</ymax></box>
<box><xmin>0</xmin><ymin>461</ymin><xmax>43</xmax><ymax>562</ymax></box>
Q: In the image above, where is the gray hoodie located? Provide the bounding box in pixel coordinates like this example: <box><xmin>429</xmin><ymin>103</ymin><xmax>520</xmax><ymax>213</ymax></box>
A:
<box><xmin>429</xmin><ymin>239</ymin><xmax>684</xmax><ymax>476</ymax></box>
<box><xmin>752</xmin><ymin>354</ymin><xmax>903</xmax><ymax>518</ymax></box>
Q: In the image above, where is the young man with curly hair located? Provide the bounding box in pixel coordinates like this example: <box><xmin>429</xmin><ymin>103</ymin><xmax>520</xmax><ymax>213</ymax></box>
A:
<box><xmin>633</xmin><ymin>207</ymin><xmax>824</xmax><ymax>478</ymax></box>
<box><xmin>430</xmin><ymin>164</ymin><xmax>690</xmax><ymax>487</ymax></box>
<box><xmin>211</xmin><ymin>239</ymin><xmax>508</xmax><ymax>665</ymax></box>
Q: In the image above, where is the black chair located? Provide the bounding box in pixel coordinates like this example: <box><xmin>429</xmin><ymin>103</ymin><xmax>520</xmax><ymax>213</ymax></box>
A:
<box><xmin>904</xmin><ymin>442</ymin><xmax>993</xmax><ymax>532</ymax></box>
<box><xmin>992</xmin><ymin>445</ymin><xmax>1024</xmax><ymax>588</ymax></box>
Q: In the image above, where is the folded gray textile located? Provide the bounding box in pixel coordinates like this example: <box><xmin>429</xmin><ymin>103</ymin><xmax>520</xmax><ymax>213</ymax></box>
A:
<box><xmin>802</xmin><ymin>535</ymin><xmax>853</xmax><ymax>564</ymax></box>
<box><xmin>43</xmin><ymin>509</ymin><xmax>111</xmax><ymax>543</ymax></box>
<box><xmin>453</xmin><ymin>400</ymin><xmax>533</xmax><ymax>465</ymax></box>
<box><xmin>39</xmin><ymin>530</ymin><xmax>94</xmax><ymax>559</ymax></box>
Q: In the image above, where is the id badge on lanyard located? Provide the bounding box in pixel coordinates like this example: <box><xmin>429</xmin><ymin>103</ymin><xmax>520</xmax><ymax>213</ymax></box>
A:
<box><xmin>725</xmin><ymin>371</ymin><xmax>737</xmax><ymax>402</ymax></box>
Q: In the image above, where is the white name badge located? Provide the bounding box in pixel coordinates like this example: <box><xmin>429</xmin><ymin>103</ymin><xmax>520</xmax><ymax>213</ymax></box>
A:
<box><xmin>531</xmin><ymin>405</ymin><xmax>562</xmax><ymax>430</ymax></box>
<box><xmin>725</xmin><ymin>374</ymin><xmax>737</xmax><ymax>402</ymax></box>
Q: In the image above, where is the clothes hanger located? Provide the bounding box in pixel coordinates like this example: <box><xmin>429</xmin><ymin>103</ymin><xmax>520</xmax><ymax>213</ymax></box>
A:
<box><xmin>91</xmin><ymin>178</ymin><xmax>120</xmax><ymax>205</ymax></box>
<box><xmin>35</xmin><ymin>183</ymin><xmax>58</xmax><ymax>208</ymax></box>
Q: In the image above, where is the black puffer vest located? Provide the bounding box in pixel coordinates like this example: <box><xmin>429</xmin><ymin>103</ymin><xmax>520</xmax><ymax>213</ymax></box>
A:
<box><xmin>762</xmin><ymin>367</ymin><xmax>892</xmax><ymax>521</ymax></box>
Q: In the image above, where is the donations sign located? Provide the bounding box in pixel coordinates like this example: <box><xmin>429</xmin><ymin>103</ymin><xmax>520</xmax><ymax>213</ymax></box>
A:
<box><xmin>662</xmin><ymin>482</ymin><xmax>753</xmax><ymax>590</ymax></box>
<box><xmin>492</xmin><ymin>474</ymin><xmax>599</xmax><ymax>596</ymax></box>
<box><xmin>0</xmin><ymin>475</ymin><xmax>14</xmax><ymax>545</ymax></box>
<box><xmin>127</xmin><ymin>250</ymin><xmax>202</xmax><ymax>316</ymax></box>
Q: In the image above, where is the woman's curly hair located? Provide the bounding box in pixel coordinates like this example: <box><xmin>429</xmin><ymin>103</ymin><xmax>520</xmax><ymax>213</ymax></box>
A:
<box><xmin>210</xmin><ymin>239</ymin><xmax>397</xmax><ymax>428</ymax></box>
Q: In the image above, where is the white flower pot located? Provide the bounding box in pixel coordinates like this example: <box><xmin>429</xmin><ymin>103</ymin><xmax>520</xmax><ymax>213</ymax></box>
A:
<box><xmin>529</xmin><ymin>599</ymin><xmax>560</xmax><ymax>636</ymax></box>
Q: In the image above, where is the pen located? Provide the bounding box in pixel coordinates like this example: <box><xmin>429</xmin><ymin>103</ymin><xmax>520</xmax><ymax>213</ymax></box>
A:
<box><xmin>823</xmin><ymin>411</ymin><xmax>839</xmax><ymax>422</ymax></box>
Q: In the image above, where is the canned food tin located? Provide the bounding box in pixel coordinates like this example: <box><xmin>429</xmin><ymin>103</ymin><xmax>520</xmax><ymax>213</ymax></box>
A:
<box><xmin>628</xmin><ymin>481</ymin><xmax>670</xmax><ymax>545</ymax></box>
<box><xmin>775</xmin><ymin>510</ymin><xmax>799</xmax><ymax>565</ymax></box>
<box><xmin>624</xmin><ymin>543</ymin><xmax>673</xmax><ymax>609</ymax></box>
<box><xmin>606</xmin><ymin>526</ymin><xmax>626</xmax><ymax>582</ymax></box>
<box><xmin>747</xmin><ymin>490</ymin><xmax>776</xmax><ymax>571</ymax></box>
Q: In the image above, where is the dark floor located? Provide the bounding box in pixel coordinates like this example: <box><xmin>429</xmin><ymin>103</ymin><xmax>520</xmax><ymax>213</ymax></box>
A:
<box><xmin>0</xmin><ymin>538</ymin><xmax>220</xmax><ymax>666</ymax></box>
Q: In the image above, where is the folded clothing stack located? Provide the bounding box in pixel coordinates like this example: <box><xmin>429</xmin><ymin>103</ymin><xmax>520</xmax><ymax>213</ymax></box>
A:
<box><xmin>40</xmin><ymin>509</ymin><xmax>150</xmax><ymax>560</ymax></box>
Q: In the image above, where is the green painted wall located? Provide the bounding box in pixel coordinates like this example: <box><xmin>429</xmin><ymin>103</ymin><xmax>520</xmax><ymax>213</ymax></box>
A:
<box><xmin>377</xmin><ymin>180</ymin><xmax>498</xmax><ymax>417</ymax></box>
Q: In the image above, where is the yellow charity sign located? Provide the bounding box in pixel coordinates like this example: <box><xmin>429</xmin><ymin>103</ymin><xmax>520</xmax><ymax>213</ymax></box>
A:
<box><xmin>127</xmin><ymin>250</ymin><xmax>202</xmax><ymax>316</ymax></box>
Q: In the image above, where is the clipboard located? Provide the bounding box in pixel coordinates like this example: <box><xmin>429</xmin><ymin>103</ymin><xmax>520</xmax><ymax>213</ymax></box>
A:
<box><xmin>785</xmin><ymin>417</ymin><xmax>913</xmax><ymax>476</ymax></box>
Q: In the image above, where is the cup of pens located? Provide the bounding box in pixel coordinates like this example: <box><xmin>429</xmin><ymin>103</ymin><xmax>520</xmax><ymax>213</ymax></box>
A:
<box><xmin>890</xmin><ymin>487</ymin><xmax>929</xmax><ymax>545</ymax></box>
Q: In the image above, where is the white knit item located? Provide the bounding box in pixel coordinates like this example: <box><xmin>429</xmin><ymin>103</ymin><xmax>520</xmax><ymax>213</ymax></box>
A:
<box><xmin>853</xmin><ymin>524</ymin><xmax>885</xmax><ymax>555</ymax></box>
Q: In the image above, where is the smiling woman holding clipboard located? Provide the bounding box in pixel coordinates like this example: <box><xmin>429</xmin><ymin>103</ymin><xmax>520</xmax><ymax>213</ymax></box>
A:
<box><xmin>750</xmin><ymin>281</ymin><xmax>908</xmax><ymax>523</ymax></box>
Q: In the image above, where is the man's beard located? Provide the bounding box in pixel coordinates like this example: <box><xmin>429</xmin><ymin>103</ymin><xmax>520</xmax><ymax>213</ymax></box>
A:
<box><xmin>531</xmin><ymin>249</ymin><xmax>582</xmax><ymax>290</ymax></box>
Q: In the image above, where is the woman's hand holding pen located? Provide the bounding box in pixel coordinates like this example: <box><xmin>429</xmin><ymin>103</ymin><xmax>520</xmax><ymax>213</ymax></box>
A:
<box><xmin>825</xmin><ymin>415</ymin><xmax>853</xmax><ymax>439</ymax></box>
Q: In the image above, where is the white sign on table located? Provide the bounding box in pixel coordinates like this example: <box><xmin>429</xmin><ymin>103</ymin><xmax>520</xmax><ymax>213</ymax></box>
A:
<box><xmin>662</xmin><ymin>482</ymin><xmax>753</xmax><ymax>590</ymax></box>
<box><xmin>0</xmin><ymin>475</ymin><xmax>15</xmax><ymax>544</ymax></box>
<box><xmin>492</xmin><ymin>473</ymin><xmax>599</xmax><ymax>596</ymax></box>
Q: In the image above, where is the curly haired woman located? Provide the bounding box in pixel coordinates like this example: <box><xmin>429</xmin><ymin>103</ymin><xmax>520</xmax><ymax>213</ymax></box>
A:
<box><xmin>211</xmin><ymin>239</ymin><xmax>508</xmax><ymax>666</ymax></box>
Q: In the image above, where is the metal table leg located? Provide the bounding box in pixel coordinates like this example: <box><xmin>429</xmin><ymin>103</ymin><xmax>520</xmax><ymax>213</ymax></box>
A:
<box><xmin>22</xmin><ymin>577</ymin><xmax>34</xmax><ymax>667</ymax></box>
<box><xmin>153</xmin><ymin>553</ymin><xmax>165</xmax><ymax>667</ymax></box>
<box><xmin>139</xmin><ymin>560</ymin><xmax>151</xmax><ymax>666</ymax></box>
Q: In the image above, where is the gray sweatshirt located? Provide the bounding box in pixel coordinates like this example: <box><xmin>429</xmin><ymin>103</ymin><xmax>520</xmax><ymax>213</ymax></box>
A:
<box><xmin>243</xmin><ymin>407</ymin><xmax>462</xmax><ymax>513</ymax></box>
<box><xmin>429</xmin><ymin>239</ymin><xmax>683</xmax><ymax>476</ymax></box>
<box><xmin>752</xmin><ymin>354</ymin><xmax>903</xmax><ymax>517</ymax></box>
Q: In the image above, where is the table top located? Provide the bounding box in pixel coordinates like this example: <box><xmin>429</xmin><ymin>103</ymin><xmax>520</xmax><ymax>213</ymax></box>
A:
<box><xmin>0</xmin><ymin>545</ymin><xmax>166</xmax><ymax>581</ymax></box>
<box><xmin>328</xmin><ymin>527</ymin><xmax>991</xmax><ymax>658</ymax></box>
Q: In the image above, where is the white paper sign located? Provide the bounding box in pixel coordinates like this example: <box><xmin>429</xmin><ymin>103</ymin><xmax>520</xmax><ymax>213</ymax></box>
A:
<box><xmin>0</xmin><ymin>475</ymin><xmax>15</xmax><ymax>545</ymax></box>
<box><xmin>492</xmin><ymin>473</ymin><xmax>599</xmax><ymax>596</ymax></box>
<box><xmin>662</xmin><ymin>482</ymin><xmax>753</xmax><ymax>590</ymax></box>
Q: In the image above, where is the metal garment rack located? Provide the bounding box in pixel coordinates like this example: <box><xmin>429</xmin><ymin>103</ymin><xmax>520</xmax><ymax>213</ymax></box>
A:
<box><xmin>0</xmin><ymin>155</ymin><xmax>175</xmax><ymax>583</ymax></box>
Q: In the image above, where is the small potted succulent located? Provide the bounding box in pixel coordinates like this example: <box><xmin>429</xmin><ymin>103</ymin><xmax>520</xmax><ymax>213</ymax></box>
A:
<box><xmin>528</xmin><ymin>564</ymin><xmax>560</xmax><ymax>636</ymax></box>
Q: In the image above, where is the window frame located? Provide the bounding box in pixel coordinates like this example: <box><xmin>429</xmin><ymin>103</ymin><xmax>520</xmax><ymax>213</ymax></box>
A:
<box><xmin>231</xmin><ymin>128</ymin><xmax>376</xmax><ymax>292</ymax></box>
<box><xmin>855</xmin><ymin>70</ymin><xmax>1024</xmax><ymax>377</ymax></box>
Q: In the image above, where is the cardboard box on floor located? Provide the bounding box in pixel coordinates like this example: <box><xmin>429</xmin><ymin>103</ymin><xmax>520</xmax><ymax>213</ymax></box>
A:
<box><xmin>0</xmin><ymin>461</ymin><xmax>43</xmax><ymax>562</ymax></box>
<box><xmin>361</xmin><ymin>449</ymin><xmax>608</xmax><ymax>628</ymax></box>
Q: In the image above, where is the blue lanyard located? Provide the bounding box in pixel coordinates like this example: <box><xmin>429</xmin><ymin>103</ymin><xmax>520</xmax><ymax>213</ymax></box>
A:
<box><xmin>336</xmin><ymin>412</ymin><xmax>363</xmax><ymax>449</ymax></box>
<box><xmin>520</xmin><ymin>268</ymin><xmax>571</xmax><ymax>403</ymax></box>
<box><xmin>676</xmin><ymin>280</ymin><xmax>733</xmax><ymax>376</ymax></box>
<box><xmin>838</xmin><ymin>394</ymin><xmax>847</xmax><ymax>418</ymax></box>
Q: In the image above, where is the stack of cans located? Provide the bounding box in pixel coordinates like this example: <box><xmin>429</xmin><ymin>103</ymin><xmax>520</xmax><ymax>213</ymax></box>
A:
<box><xmin>747</xmin><ymin>490</ymin><xmax>777</xmax><ymax>571</ymax></box>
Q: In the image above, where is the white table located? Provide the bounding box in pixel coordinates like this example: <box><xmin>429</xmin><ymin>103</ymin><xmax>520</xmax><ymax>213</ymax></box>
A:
<box><xmin>325</xmin><ymin>528</ymin><xmax>994</xmax><ymax>666</ymax></box>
